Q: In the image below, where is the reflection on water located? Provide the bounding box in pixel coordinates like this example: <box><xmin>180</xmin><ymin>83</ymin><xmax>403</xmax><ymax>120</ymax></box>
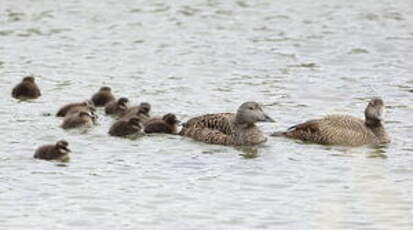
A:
<box><xmin>1</xmin><ymin>0</ymin><xmax>413</xmax><ymax>229</ymax></box>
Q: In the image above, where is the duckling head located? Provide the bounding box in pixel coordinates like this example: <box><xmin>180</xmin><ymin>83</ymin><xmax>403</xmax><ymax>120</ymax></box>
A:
<box><xmin>100</xmin><ymin>86</ymin><xmax>111</xmax><ymax>92</ymax></box>
<box><xmin>23</xmin><ymin>76</ymin><xmax>35</xmax><ymax>83</ymax></box>
<box><xmin>56</xmin><ymin>140</ymin><xmax>71</xmax><ymax>154</ymax></box>
<box><xmin>139</xmin><ymin>102</ymin><xmax>151</xmax><ymax>114</ymax></box>
<box><xmin>163</xmin><ymin>113</ymin><xmax>181</xmax><ymax>125</ymax></box>
<box><xmin>118</xmin><ymin>97</ymin><xmax>129</xmax><ymax>110</ymax></box>
<box><xmin>128</xmin><ymin>117</ymin><xmax>143</xmax><ymax>130</ymax></box>
<box><xmin>235</xmin><ymin>101</ymin><xmax>274</xmax><ymax>124</ymax></box>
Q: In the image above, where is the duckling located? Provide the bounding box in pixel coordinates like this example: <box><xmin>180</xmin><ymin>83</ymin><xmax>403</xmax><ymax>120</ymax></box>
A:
<box><xmin>61</xmin><ymin>111</ymin><xmax>96</xmax><ymax>129</ymax></box>
<box><xmin>180</xmin><ymin>101</ymin><xmax>274</xmax><ymax>146</ymax></box>
<box><xmin>120</xmin><ymin>102</ymin><xmax>151</xmax><ymax>122</ymax></box>
<box><xmin>34</xmin><ymin>140</ymin><xmax>71</xmax><ymax>161</ymax></box>
<box><xmin>109</xmin><ymin>116</ymin><xmax>143</xmax><ymax>137</ymax></box>
<box><xmin>91</xmin><ymin>86</ymin><xmax>115</xmax><ymax>107</ymax></box>
<box><xmin>271</xmin><ymin>97</ymin><xmax>390</xmax><ymax>146</ymax></box>
<box><xmin>11</xmin><ymin>76</ymin><xmax>41</xmax><ymax>99</ymax></box>
<box><xmin>105</xmin><ymin>97</ymin><xmax>129</xmax><ymax>116</ymax></box>
<box><xmin>56</xmin><ymin>100</ymin><xmax>95</xmax><ymax>117</ymax></box>
<box><xmin>144</xmin><ymin>113</ymin><xmax>180</xmax><ymax>134</ymax></box>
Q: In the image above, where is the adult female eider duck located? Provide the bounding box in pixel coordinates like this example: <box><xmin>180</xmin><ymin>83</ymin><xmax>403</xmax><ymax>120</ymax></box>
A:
<box><xmin>34</xmin><ymin>140</ymin><xmax>71</xmax><ymax>161</ymax></box>
<box><xmin>271</xmin><ymin>97</ymin><xmax>390</xmax><ymax>146</ymax></box>
<box><xmin>179</xmin><ymin>101</ymin><xmax>274</xmax><ymax>146</ymax></box>
<box><xmin>11</xmin><ymin>76</ymin><xmax>41</xmax><ymax>99</ymax></box>
<box><xmin>91</xmin><ymin>86</ymin><xmax>115</xmax><ymax>107</ymax></box>
<box><xmin>144</xmin><ymin>113</ymin><xmax>180</xmax><ymax>134</ymax></box>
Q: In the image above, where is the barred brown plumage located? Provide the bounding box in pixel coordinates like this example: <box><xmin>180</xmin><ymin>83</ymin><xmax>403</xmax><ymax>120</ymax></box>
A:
<box><xmin>272</xmin><ymin>98</ymin><xmax>390</xmax><ymax>146</ymax></box>
<box><xmin>180</xmin><ymin>102</ymin><xmax>274</xmax><ymax>146</ymax></box>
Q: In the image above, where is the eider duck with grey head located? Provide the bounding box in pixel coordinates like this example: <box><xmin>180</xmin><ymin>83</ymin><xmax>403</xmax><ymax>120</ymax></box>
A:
<box><xmin>271</xmin><ymin>97</ymin><xmax>390</xmax><ymax>146</ymax></box>
<box><xmin>34</xmin><ymin>140</ymin><xmax>71</xmax><ymax>161</ymax></box>
<box><xmin>91</xmin><ymin>86</ymin><xmax>115</xmax><ymax>107</ymax></box>
<box><xmin>12</xmin><ymin>76</ymin><xmax>41</xmax><ymax>99</ymax></box>
<box><xmin>179</xmin><ymin>101</ymin><xmax>274</xmax><ymax>146</ymax></box>
<box><xmin>144</xmin><ymin>113</ymin><xmax>180</xmax><ymax>134</ymax></box>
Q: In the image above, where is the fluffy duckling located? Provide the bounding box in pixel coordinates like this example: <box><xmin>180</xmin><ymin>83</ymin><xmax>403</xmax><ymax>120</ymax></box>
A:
<box><xmin>11</xmin><ymin>76</ymin><xmax>41</xmax><ymax>99</ymax></box>
<box><xmin>61</xmin><ymin>111</ymin><xmax>96</xmax><ymax>129</ymax></box>
<box><xmin>105</xmin><ymin>97</ymin><xmax>129</xmax><ymax>116</ymax></box>
<box><xmin>56</xmin><ymin>100</ymin><xmax>95</xmax><ymax>117</ymax></box>
<box><xmin>91</xmin><ymin>86</ymin><xmax>115</xmax><ymax>107</ymax></box>
<box><xmin>120</xmin><ymin>102</ymin><xmax>151</xmax><ymax>122</ymax></box>
<box><xmin>272</xmin><ymin>97</ymin><xmax>390</xmax><ymax>146</ymax></box>
<box><xmin>34</xmin><ymin>140</ymin><xmax>71</xmax><ymax>161</ymax></box>
<box><xmin>180</xmin><ymin>101</ymin><xmax>274</xmax><ymax>146</ymax></box>
<box><xmin>144</xmin><ymin>113</ymin><xmax>180</xmax><ymax>134</ymax></box>
<box><xmin>109</xmin><ymin>116</ymin><xmax>143</xmax><ymax>137</ymax></box>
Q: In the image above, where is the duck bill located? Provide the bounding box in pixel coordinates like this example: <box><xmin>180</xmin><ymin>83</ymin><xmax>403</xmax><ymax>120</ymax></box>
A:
<box><xmin>260</xmin><ymin>114</ymin><xmax>275</xmax><ymax>122</ymax></box>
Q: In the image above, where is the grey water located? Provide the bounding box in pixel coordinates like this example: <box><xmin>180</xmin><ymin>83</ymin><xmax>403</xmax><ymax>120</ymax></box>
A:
<box><xmin>1</xmin><ymin>0</ymin><xmax>412</xmax><ymax>229</ymax></box>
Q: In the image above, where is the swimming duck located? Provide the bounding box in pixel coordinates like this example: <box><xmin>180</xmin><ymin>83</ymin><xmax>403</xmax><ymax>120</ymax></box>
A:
<box><xmin>120</xmin><ymin>102</ymin><xmax>151</xmax><ymax>122</ymax></box>
<box><xmin>109</xmin><ymin>116</ymin><xmax>143</xmax><ymax>137</ymax></box>
<box><xmin>56</xmin><ymin>100</ymin><xmax>95</xmax><ymax>117</ymax></box>
<box><xmin>34</xmin><ymin>140</ymin><xmax>71</xmax><ymax>161</ymax></box>
<box><xmin>11</xmin><ymin>76</ymin><xmax>41</xmax><ymax>99</ymax></box>
<box><xmin>91</xmin><ymin>86</ymin><xmax>115</xmax><ymax>107</ymax></box>
<box><xmin>144</xmin><ymin>113</ymin><xmax>180</xmax><ymax>134</ymax></box>
<box><xmin>105</xmin><ymin>97</ymin><xmax>129</xmax><ymax>116</ymax></box>
<box><xmin>61</xmin><ymin>111</ymin><xmax>96</xmax><ymax>129</ymax></box>
<box><xmin>271</xmin><ymin>97</ymin><xmax>390</xmax><ymax>146</ymax></box>
<box><xmin>179</xmin><ymin>101</ymin><xmax>274</xmax><ymax>146</ymax></box>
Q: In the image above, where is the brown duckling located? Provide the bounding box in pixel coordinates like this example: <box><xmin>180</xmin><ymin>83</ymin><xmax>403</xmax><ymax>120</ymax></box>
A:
<box><xmin>91</xmin><ymin>86</ymin><xmax>115</xmax><ymax>107</ymax></box>
<box><xmin>180</xmin><ymin>101</ymin><xmax>274</xmax><ymax>146</ymax></box>
<box><xmin>109</xmin><ymin>116</ymin><xmax>143</xmax><ymax>137</ymax></box>
<box><xmin>34</xmin><ymin>140</ymin><xmax>71</xmax><ymax>161</ymax></box>
<box><xmin>61</xmin><ymin>111</ymin><xmax>96</xmax><ymax>129</ymax></box>
<box><xmin>144</xmin><ymin>113</ymin><xmax>180</xmax><ymax>134</ymax></box>
<box><xmin>11</xmin><ymin>76</ymin><xmax>41</xmax><ymax>99</ymax></box>
<box><xmin>105</xmin><ymin>97</ymin><xmax>129</xmax><ymax>116</ymax></box>
<box><xmin>56</xmin><ymin>100</ymin><xmax>95</xmax><ymax>117</ymax></box>
<box><xmin>120</xmin><ymin>102</ymin><xmax>151</xmax><ymax>122</ymax></box>
<box><xmin>271</xmin><ymin>97</ymin><xmax>391</xmax><ymax>146</ymax></box>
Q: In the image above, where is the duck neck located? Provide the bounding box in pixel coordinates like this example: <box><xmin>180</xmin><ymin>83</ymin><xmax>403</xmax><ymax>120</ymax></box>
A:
<box><xmin>233</xmin><ymin>115</ymin><xmax>254</xmax><ymax>129</ymax></box>
<box><xmin>365</xmin><ymin>119</ymin><xmax>387</xmax><ymax>140</ymax></box>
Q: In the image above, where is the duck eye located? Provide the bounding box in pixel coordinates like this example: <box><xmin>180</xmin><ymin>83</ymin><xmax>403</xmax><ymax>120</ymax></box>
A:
<box><xmin>249</xmin><ymin>107</ymin><xmax>254</xmax><ymax>110</ymax></box>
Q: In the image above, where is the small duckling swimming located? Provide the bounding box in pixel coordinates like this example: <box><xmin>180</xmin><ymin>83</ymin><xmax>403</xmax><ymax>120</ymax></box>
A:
<box><xmin>109</xmin><ymin>116</ymin><xmax>143</xmax><ymax>137</ymax></box>
<box><xmin>91</xmin><ymin>86</ymin><xmax>115</xmax><ymax>107</ymax></box>
<box><xmin>271</xmin><ymin>97</ymin><xmax>391</xmax><ymax>146</ymax></box>
<box><xmin>120</xmin><ymin>102</ymin><xmax>151</xmax><ymax>122</ymax></box>
<box><xmin>34</xmin><ymin>140</ymin><xmax>71</xmax><ymax>161</ymax></box>
<box><xmin>56</xmin><ymin>100</ymin><xmax>95</xmax><ymax>117</ymax></box>
<box><xmin>105</xmin><ymin>97</ymin><xmax>129</xmax><ymax>116</ymax></box>
<box><xmin>61</xmin><ymin>111</ymin><xmax>96</xmax><ymax>129</ymax></box>
<box><xmin>180</xmin><ymin>101</ymin><xmax>274</xmax><ymax>146</ymax></box>
<box><xmin>11</xmin><ymin>76</ymin><xmax>41</xmax><ymax>99</ymax></box>
<box><xmin>144</xmin><ymin>113</ymin><xmax>180</xmax><ymax>134</ymax></box>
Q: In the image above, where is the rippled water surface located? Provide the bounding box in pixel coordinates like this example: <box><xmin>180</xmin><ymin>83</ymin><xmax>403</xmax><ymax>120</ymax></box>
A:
<box><xmin>1</xmin><ymin>0</ymin><xmax>413</xmax><ymax>229</ymax></box>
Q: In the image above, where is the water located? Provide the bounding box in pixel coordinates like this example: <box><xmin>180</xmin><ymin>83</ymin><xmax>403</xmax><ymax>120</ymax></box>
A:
<box><xmin>1</xmin><ymin>0</ymin><xmax>412</xmax><ymax>229</ymax></box>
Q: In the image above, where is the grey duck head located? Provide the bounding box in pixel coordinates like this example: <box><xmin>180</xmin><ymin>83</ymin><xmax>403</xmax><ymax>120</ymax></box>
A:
<box><xmin>235</xmin><ymin>101</ymin><xmax>274</xmax><ymax>124</ymax></box>
<box><xmin>365</xmin><ymin>97</ymin><xmax>384</xmax><ymax>125</ymax></box>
